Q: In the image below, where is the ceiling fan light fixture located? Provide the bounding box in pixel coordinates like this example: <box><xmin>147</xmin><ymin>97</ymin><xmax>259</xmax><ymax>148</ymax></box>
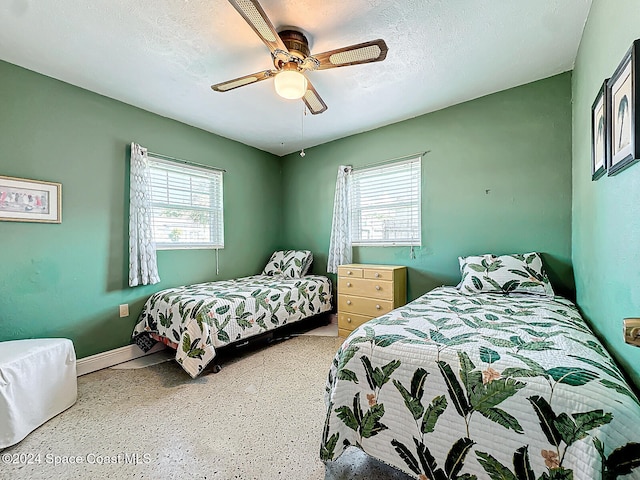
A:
<box><xmin>274</xmin><ymin>68</ymin><xmax>307</xmax><ymax>100</ymax></box>
<box><xmin>213</xmin><ymin>0</ymin><xmax>389</xmax><ymax>114</ymax></box>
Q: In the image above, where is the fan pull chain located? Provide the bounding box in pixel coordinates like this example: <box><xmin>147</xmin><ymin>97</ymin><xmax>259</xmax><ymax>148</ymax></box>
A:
<box><xmin>300</xmin><ymin>106</ymin><xmax>306</xmax><ymax>157</ymax></box>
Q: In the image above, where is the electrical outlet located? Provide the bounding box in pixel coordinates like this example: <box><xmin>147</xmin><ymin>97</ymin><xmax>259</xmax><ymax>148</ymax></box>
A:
<box><xmin>623</xmin><ymin>318</ymin><xmax>640</xmax><ymax>346</ymax></box>
<box><xmin>119</xmin><ymin>304</ymin><xmax>129</xmax><ymax>318</ymax></box>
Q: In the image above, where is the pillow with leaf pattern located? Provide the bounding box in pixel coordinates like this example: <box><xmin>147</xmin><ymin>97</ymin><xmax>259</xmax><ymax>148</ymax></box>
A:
<box><xmin>457</xmin><ymin>252</ymin><xmax>554</xmax><ymax>297</ymax></box>
<box><xmin>262</xmin><ymin>250</ymin><xmax>313</xmax><ymax>278</ymax></box>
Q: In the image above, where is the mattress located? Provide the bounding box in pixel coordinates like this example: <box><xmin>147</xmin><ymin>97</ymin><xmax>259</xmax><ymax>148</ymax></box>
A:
<box><xmin>133</xmin><ymin>274</ymin><xmax>332</xmax><ymax>377</ymax></box>
<box><xmin>322</xmin><ymin>287</ymin><xmax>640</xmax><ymax>479</ymax></box>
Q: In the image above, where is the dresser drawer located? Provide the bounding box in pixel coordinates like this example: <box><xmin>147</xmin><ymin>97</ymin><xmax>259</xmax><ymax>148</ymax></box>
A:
<box><xmin>338</xmin><ymin>266</ymin><xmax>363</xmax><ymax>278</ymax></box>
<box><xmin>363</xmin><ymin>268</ymin><xmax>394</xmax><ymax>281</ymax></box>
<box><xmin>338</xmin><ymin>277</ymin><xmax>393</xmax><ymax>300</ymax></box>
<box><xmin>338</xmin><ymin>312</ymin><xmax>372</xmax><ymax>331</ymax></box>
<box><xmin>338</xmin><ymin>295</ymin><xmax>393</xmax><ymax>316</ymax></box>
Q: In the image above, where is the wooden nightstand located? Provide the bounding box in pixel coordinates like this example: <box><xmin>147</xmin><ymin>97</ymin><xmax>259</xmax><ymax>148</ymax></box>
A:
<box><xmin>337</xmin><ymin>264</ymin><xmax>407</xmax><ymax>337</ymax></box>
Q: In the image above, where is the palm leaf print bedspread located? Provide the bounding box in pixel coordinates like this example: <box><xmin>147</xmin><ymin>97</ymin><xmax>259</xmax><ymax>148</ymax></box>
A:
<box><xmin>322</xmin><ymin>287</ymin><xmax>640</xmax><ymax>479</ymax></box>
<box><xmin>133</xmin><ymin>275</ymin><xmax>331</xmax><ymax>377</ymax></box>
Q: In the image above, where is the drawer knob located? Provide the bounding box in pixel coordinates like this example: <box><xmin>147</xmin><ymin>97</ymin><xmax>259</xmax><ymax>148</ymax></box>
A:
<box><xmin>347</xmin><ymin>317</ymin><xmax>352</xmax><ymax>323</ymax></box>
<box><xmin>375</xmin><ymin>273</ymin><xmax>380</xmax><ymax>278</ymax></box>
<box><xmin>347</xmin><ymin>300</ymin><xmax>352</xmax><ymax>305</ymax></box>
<box><xmin>376</xmin><ymin>304</ymin><xmax>381</xmax><ymax>310</ymax></box>
<box><xmin>375</xmin><ymin>285</ymin><xmax>381</xmax><ymax>290</ymax></box>
<box><xmin>347</xmin><ymin>270</ymin><xmax>352</xmax><ymax>275</ymax></box>
<box><xmin>347</xmin><ymin>282</ymin><xmax>352</xmax><ymax>287</ymax></box>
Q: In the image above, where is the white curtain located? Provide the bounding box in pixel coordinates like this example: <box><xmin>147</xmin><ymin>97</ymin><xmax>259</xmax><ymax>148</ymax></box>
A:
<box><xmin>327</xmin><ymin>165</ymin><xmax>353</xmax><ymax>274</ymax></box>
<box><xmin>128</xmin><ymin>142</ymin><xmax>160</xmax><ymax>286</ymax></box>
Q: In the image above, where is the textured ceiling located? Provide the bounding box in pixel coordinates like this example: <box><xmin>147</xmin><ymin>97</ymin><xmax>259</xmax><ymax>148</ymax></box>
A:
<box><xmin>0</xmin><ymin>0</ymin><xmax>592</xmax><ymax>155</ymax></box>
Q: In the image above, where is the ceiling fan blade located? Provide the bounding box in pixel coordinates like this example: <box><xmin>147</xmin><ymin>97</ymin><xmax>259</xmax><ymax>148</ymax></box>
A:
<box><xmin>211</xmin><ymin>70</ymin><xmax>276</xmax><ymax>92</ymax></box>
<box><xmin>302</xmin><ymin>80</ymin><xmax>328</xmax><ymax>115</ymax></box>
<box><xmin>308</xmin><ymin>39</ymin><xmax>388</xmax><ymax>71</ymax></box>
<box><xmin>227</xmin><ymin>0</ymin><xmax>288</xmax><ymax>55</ymax></box>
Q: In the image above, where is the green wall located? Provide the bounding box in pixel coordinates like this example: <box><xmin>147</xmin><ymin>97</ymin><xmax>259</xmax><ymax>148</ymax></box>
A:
<box><xmin>0</xmin><ymin>60</ymin><xmax>281</xmax><ymax>358</ymax></box>
<box><xmin>0</xmin><ymin>62</ymin><xmax>579</xmax><ymax>367</ymax></box>
<box><xmin>281</xmin><ymin>73</ymin><xmax>574</xmax><ymax>302</ymax></box>
<box><xmin>572</xmin><ymin>0</ymin><xmax>640</xmax><ymax>389</ymax></box>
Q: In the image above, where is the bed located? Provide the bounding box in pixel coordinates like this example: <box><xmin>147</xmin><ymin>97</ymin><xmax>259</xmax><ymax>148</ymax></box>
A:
<box><xmin>133</xmin><ymin>250</ymin><xmax>332</xmax><ymax>378</ymax></box>
<box><xmin>322</xmin><ymin>253</ymin><xmax>640</xmax><ymax>479</ymax></box>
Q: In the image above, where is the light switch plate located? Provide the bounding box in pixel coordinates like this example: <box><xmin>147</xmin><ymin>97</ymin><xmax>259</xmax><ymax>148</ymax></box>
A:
<box><xmin>623</xmin><ymin>318</ymin><xmax>640</xmax><ymax>347</ymax></box>
<box><xmin>119</xmin><ymin>304</ymin><xmax>129</xmax><ymax>318</ymax></box>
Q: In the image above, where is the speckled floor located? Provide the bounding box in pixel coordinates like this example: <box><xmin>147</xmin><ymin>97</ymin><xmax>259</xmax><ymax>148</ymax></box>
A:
<box><xmin>1</xmin><ymin>335</ymin><xmax>412</xmax><ymax>480</ymax></box>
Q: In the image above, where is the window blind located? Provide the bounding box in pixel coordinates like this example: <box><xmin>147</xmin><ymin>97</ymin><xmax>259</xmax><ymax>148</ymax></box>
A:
<box><xmin>148</xmin><ymin>156</ymin><xmax>224</xmax><ymax>249</ymax></box>
<box><xmin>350</xmin><ymin>157</ymin><xmax>421</xmax><ymax>246</ymax></box>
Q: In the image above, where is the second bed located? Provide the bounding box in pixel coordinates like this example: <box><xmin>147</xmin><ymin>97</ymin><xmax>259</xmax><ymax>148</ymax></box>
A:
<box><xmin>133</xmin><ymin>273</ymin><xmax>332</xmax><ymax>377</ymax></box>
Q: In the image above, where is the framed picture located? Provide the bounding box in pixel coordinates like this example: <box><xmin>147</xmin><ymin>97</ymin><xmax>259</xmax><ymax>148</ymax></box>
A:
<box><xmin>0</xmin><ymin>175</ymin><xmax>62</xmax><ymax>223</ymax></box>
<box><xmin>607</xmin><ymin>39</ymin><xmax>640</xmax><ymax>175</ymax></box>
<box><xmin>591</xmin><ymin>79</ymin><xmax>609</xmax><ymax>180</ymax></box>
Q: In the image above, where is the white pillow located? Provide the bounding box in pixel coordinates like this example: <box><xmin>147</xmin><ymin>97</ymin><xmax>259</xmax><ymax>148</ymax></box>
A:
<box><xmin>457</xmin><ymin>252</ymin><xmax>554</xmax><ymax>297</ymax></box>
<box><xmin>262</xmin><ymin>250</ymin><xmax>313</xmax><ymax>278</ymax></box>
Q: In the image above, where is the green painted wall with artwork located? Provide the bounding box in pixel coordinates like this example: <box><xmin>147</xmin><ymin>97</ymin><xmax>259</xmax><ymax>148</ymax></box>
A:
<box><xmin>0</xmin><ymin>60</ymin><xmax>583</xmax><ymax>376</ymax></box>
<box><xmin>572</xmin><ymin>0</ymin><xmax>640</xmax><ymax>389</ymax></box>
<box><xmin>0</xmin><ymin>60</ymin><xmax>281</xmax><ymax>358</ymax></box>
<box><xmin>280</xmin><ymin>73</ymin><xmax>574</xmax><ymax>302</ymax></box>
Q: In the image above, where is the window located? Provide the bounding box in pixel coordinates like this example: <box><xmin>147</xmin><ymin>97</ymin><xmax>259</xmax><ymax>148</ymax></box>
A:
<box><xmin>350</xmin><ymin>157</ymin><xmax>421</xmax><ymax>246</ymax></box>
<box><xmin>148</xmin><ymin>156</ymin><xmax>224</xmax><ymax>249</ymax></box>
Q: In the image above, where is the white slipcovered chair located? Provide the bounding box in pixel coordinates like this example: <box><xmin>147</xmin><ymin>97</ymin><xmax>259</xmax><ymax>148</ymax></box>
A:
<box><xmin>0</xmin><ymin>339</ymin><xmax>77</xmax><ymax>449</ymax></box>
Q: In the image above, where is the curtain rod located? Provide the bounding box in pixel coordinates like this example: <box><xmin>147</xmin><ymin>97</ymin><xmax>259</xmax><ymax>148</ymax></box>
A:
<box><xmin>147</xmin><ymin>151</ymin><xmax>227</xmax><ymax>173</ymax></box>
<box><xmin>352</xmin><ymin>150</ymin><xmax>429</xmax><ymax>171</ymax></box>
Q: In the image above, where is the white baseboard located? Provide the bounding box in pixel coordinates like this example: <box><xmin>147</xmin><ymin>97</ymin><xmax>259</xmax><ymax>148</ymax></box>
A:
<box><xmin>76</xmin><ymin>343</ymin><xmax>166</xmax><ymax>376</ymax></box>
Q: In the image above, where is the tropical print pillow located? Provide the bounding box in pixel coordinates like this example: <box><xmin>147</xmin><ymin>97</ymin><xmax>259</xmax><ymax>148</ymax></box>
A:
<box><xmin>262</xmin><ymin>250</ymin><xmax>313</xmax><ymax>278</ymax></box>
<box><xmin>457</xmin><ymin>252</ymin><xmax>554</xmax><ymax>297</ymax></box>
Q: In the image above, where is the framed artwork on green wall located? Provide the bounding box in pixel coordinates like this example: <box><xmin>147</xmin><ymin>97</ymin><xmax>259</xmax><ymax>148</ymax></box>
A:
<box><xmin>0</xmin><ymin>175</ymin><xmax>62</xmax><ymax>223</ymax></box>
<box><xmin>607</xmin><ymin>39</ymin><xmax>640</xmax><ymax>176</ymax></box>
<box><xmin>591</xmin><ymin>79</ymin><xmax>609</xmax><ymax>180</ymax></box>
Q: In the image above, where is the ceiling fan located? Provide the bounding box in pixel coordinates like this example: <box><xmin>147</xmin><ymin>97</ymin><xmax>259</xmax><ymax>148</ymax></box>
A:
<box><xmin>211</xmin><ymin>0</ymin><xmax>389</xmax><ymax>114</ymax></box>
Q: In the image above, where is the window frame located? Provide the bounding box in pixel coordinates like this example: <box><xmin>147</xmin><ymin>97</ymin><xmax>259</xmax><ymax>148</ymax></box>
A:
<box><xmin>350</xmin><ymin>157</ymin><xmax>422</xmax><ymax>247</ymax></box>
<box><xmin>147</xmin><ymin>155</ymin><xmax>224</xmax><ymax>251</ymax></box>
